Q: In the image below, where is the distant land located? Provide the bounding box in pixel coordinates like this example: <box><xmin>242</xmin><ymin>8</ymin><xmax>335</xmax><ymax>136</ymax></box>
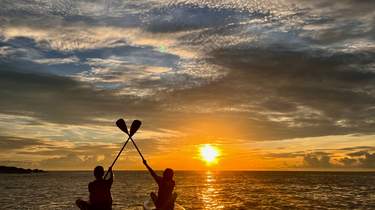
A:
<box><xmin>0</xmin><ymin>166</ymin><xmax>45</xmax><ymax>173</ymax></box>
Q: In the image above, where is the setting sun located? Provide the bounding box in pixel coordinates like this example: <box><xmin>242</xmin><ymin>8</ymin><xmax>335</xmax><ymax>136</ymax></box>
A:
<box><xmin>199</xmin><ymin>144</ymin><xmax>220</xmax><ymax>165</ymax></box>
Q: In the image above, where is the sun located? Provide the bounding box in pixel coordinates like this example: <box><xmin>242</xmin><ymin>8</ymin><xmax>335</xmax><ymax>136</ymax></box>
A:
<box><xmin>199</xmin><ymin>144</ymin><xmax>220</xmax><ymax>165</ymax></box>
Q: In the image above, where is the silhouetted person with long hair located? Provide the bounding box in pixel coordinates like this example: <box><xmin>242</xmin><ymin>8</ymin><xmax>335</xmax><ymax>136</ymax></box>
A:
<box><xmin>143</xmin><ymin>160</ymin><xmax>176</xmax><ymax>210</ymax></box>
<box><xmin>76</xmin><ymin>166</ymin><xmax>113</xmax><ymax>210</ymax></box>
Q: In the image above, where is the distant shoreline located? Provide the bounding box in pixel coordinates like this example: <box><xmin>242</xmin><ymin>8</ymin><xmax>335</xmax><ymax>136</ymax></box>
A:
<box><xmin>0</xmin><ymin>166</ymin><xmax>45</xmax><ymax>174</ymax></box>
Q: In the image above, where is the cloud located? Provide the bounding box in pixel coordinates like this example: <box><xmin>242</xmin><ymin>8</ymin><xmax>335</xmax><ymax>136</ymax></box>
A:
<box><xmin>340</xmin><ymin>151</ymin><xmax>375</xmax><ymax>168</ymax></box>
<box><xmin>0</xmin><ymin>160</ymin><xmax>38</xmax><ymax>168</ymax></box>
<box><xmin>339</xmin><ymin>146</ymin><xmax>375</xmax><ymax>151</ymax></box>
<box><xmin>1</xmin><ymin>0</ymin><xmax>374</xmax><ymax>141</ymax></box>
<box><xmin>358</xmin><ymin>152</ymin><xmax>375</xmax><ymax>168</ymax></box>
<box><xmin>0</xmin><ymin>135</ymin><xmax>49</xmax><ymax>151</ymax></box>
<box><xmin>272</xmin><ymin>149</ymin><xmax>375</xmax><ymax>169</ymax></box>
<box><xmin>0</xmin><ymin>69</ymin><xmax>121</xmax><ymax>124</ymax></box>
<box><xmin>347</xmin><ymin>150</ymin><xmax>370</xmax><ymax>157</ymax></box>
<box><xmin>303</xmin><ymin>153</ymin><xmax>332</xmax><ymax>168</ymax></box>
<box><xmin>39</xmin><ymin>153</ymin><xmax>108</xmax><ymax>170</ymax></box>
<box><xmin>11</xmin><ymin>138</ymin><xmax>169</xmax><ymax>170</ymax></box>
<box><xmin>196</xmin><ymin>44</ymin><xmax>375</xmax><ymax>138</ymax></box>
<box><xmin>0</xmin><ymin>24</ymin><xmax>221</xmax><ymax>97</ymax></box>
<box><xmin>338</xmin><ymin>157</ymin><xmax>357</xmax><ymax>167</ymax></box>
<box><xmin>34</xmin><ymin>56</ymin><xmax>79</xmax><ymax>65</ymax></box>
<box><xmin>0</xmin><ymin>132</ymin><xmax>133</xmax><ymax>169</ymax></box>
<box><xmin>144</xmin><ymin>3</ymin><xmax>267</xmax><ymax>33</ymax></box>
<box><xmin>2</xmin><ymin>26</ymin><xmax>132</xmax><ymax>52</ymax></box>
<box><xmin>260</xmin><ymin>141</ymin><xmax>375</xmax><ymax>169</ymax></box>
<box><xmin>39</xmin><ymin>153</ymin><xmax>90</xmax><ymax>169</ymax></box>
<box><xmin>265</xmin><ymin>152</ymin><xmax>304</xmax><ymax>159</ymax></box>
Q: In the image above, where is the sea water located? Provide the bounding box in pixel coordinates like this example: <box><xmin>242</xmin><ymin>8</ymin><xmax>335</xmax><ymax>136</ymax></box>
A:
<box><xmin>0</xmin><ymin>171</ymin><xmax>374</xmax><ymax>209</ymax></box>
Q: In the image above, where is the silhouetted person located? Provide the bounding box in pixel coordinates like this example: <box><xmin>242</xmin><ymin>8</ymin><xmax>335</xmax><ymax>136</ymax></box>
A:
<box><xmin>143</xmin><ymin>160</ymin><xmax>176</xmax><ymax>210</ymax></box>
<box><xmin>76</xmin><ymin>166</ymin><xmax>113</xmax><ymax>210</ymax></box>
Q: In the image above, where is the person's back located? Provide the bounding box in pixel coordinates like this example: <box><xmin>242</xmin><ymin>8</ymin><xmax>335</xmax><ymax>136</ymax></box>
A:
<box><xmin>156</xmin><ymin>171</ymin><xmax>175</xmax><ymax>208</ymax></box>
<box><xmin>89</xmin><ymin>178</ymin><xmax>113</xmax><ymax>209</ymax></box>
<box><xmin>76</xmin><ymin>166</ymin><xmax>113</xmax><ymax>210</ymax></box>
<box><xmin>143</xmin><ymin>160</ymin><xmax>175</xmax><ymax>210</ymax></box>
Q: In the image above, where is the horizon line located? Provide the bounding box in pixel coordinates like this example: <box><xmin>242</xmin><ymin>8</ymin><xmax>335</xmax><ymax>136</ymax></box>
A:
<box><xmin>43</xmin><ymin>169</ymin><xmax>375</xmax><ymax>172</ymax></box>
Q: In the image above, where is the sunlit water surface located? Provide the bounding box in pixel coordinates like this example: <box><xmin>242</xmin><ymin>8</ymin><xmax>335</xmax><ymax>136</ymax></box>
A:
<box><xmin>0</xmin><ymin>171</ymin><xmax>374</xmax><ymax>209</ymax></box>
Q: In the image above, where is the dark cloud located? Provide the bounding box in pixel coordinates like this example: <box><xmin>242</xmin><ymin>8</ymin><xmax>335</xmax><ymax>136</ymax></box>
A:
<box><xmin>17</xmin><ymin>144</ymin><xmax>115</xmax><ymax>157</ymax></box>
<box><xmin>358</xmin><ymin>152</ymin><xmax>375</xmax><ymax>168</ymax></box>
<box><xmin>299</xmin><ymin>0</ymin><xmax>375</xmax><ymax>44</ymax></box>
<box><xmin>0</xmin><ymin>135</ymin><xmax>127</xmax><ymax>169</ymax></box>
<box><xmin>39</xmin><ymin>153</ymin><xmax>102</xmax><ymax>169</ymax></box>
<box><xmin>0</xmin><ymin>135</ymin><xmax>115</xmax><ymax>169</ymax></box>
<box><xmin>144</xmin><ymin>3</ymin><xmax>266</xmax><ymax>33</ymax></box>
<box><xmin>155</xmin><ymin>44</ymin><xmax>375</xmax><ymax>140</ymax></box>
<box><xmin>0</xmin><ymin>35</ymin><xmax>178</xmax><ymax>75</ymax></box>
<box><xmin>338</xmin><ymin>157</ymin><xmax>357</xmax><ymax>167</ymax></box>
<box><xmin>347</xmin><ymin>150</ymin><xmax>370</xmax><ymax>157</ymax></box>
<box><xmin>264</xmin><ymin>143</ymin><xmax>375</xmax><ymax>169</ymax></box>
<box><xmin>0</xmin><ymin>37</ymin><xmax>90</xmax><ymax>76</ymax></box>
<box><xmin>0</xmin><ymin>0</ymin><xmax>147</xmax><ymax>29</ymax></box>
<box><xmin>0</xmin><ymin>160</ymin><xmax>37</xmax><ymax>168</ymax></box>
<box><xmin>0</xmin><ymin>135</ymin><xmax>49</xmax><ymax>151</ymax></box>
<box><xmin>339</xmin><ymin>152</ymin><xmax>375</xmax><ymax>168</ymax></box>
<box><xmin>76</xmin><ymin>45</ymin><xmax>179</xmax><ymax>68</ymax></box>
<box><xmin>201</xmin><ymin>46</ymin><xmax>375</xmax><ymax>138</ymax></box>
<box><xmin>271</xmin><ymin>149</ymin><xmax>375</xmax><ymax>169</ymax></box>
<box><xmin>339</xmin><ymin>146</ymin><xmax>375</xmax><ymax>151</ymax></box>
<box><xmin>14</xmin><ymin>139</ymin><xmax>162</xmax><ymax>170</ymax></box>
<box><xmin>0</xmin><ymin>65</ymin><xmax>223</xmax><ymax>135</ymax></box>
<box><xmin>0</xmin><ymin>68</ymin><xmax>164</xmax><ymax>125</ymax></box>
<box><xmin>303</xmin><ymin>153</ymin><xmax>332</xmax><ymax>168</ymax></box>
<box><xmin>265</xmin><ymin>152</ymin><xmax>305</xmax><ymax>159</ymax></box>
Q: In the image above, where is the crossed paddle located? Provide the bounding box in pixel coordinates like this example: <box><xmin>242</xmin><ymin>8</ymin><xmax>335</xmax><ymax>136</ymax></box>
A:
<box><xmin>104</xmin><ymin>119</ymin><xmax>144</xmax><ymax>178</ymax></box>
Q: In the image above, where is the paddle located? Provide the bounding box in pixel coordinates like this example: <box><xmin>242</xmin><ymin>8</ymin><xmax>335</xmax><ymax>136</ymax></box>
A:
<box><xmin>104</xmin><ymin>119</ymin><xmax>141</xmax><ymax>179</ymax></box>
<box><xmin>117</xmin><ymin>119</ymin><xmax>146</xmax><ymax>161</ymax></box>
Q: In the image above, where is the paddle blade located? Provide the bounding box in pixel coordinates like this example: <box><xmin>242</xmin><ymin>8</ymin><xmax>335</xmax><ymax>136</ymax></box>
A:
<box><xmin>116</xmin><ymin>118</ymin><xmax>129</xmax><ymax>134</ymax></box>
<box><xmin>129</xmin><ymin>120</ymin><xmax>142</xmax><ymax>137</ymax></box>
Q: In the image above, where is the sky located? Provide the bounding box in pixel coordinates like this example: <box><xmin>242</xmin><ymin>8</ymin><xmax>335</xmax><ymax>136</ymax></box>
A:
<box><xmin>0</xmin><ymin>0</ymin><xmax>374</xmax><ymax>170</ymax></box>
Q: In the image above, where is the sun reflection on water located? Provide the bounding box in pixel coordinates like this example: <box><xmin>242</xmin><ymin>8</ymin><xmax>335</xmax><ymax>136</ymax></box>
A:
<box><xmin>201</xmin><ymin>171</ymin><xmax>225</xmax><ymax>209</ymax></box>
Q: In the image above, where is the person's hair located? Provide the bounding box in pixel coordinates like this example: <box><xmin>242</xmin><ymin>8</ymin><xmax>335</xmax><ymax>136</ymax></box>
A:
<box><xmin>94</xmin><ymin>166</ymin><xmax>104</xmax><ymax>179</ymax></box>
<box><xmin>163</xmin><ymin>168</ymin><xmax>174</xmax><ymax>181</ymax></box>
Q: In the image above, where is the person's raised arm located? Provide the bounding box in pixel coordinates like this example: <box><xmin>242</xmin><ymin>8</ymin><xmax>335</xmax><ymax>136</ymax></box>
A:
<box><xmin>143</xmin><ymin>160</ymin><xmax>161</xmax><ymax>184</ymax></box>
<box><xmin>106</xmin><ymin>167</ymin><xmax>113</xmax><ymax>184</ymax></box>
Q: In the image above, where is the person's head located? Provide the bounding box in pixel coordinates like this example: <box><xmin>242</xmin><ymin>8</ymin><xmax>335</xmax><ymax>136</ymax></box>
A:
<box><xmin>94</xmin><ymin>166</ymin><xmax>104</xmax><ymax>180</ymax></box>
<box><xmin>162</xmin><ymin>168</ymin><xmax>174</xmax><ymax>181</ymax></box>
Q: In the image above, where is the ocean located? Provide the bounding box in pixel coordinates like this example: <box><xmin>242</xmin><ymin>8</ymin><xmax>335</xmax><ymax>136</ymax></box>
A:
<box><xmin>0</xmin><ymin>171</ymin><xmax>374</xmax><ymax>209</ymax></box>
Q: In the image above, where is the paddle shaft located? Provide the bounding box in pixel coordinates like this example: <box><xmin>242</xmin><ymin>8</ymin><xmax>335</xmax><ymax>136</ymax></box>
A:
<box><xmin>104</xmin><ymin>137</ymin><xmax>130</xmax><ymax>178</ymax></box>
<box><xmin>104</xmin><ymin>136</ymin><xmax>144</xmax><ymax>178</ymax></box>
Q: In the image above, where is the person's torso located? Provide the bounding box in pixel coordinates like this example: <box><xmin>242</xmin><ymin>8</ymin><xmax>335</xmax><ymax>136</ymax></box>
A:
<box><xmin>89</xmin><ymin>179</ymin><xmax>112</xmax><ymax>207</ymax></box>
<box><xmin>157</xmin><ymin>180</ymin><xmax>175</xmax><ymax>206</ymax></box>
